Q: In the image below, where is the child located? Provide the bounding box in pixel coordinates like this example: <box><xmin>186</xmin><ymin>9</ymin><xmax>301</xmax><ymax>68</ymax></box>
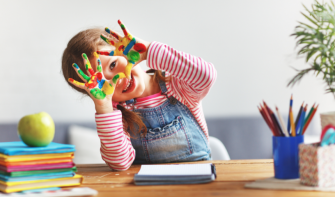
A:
<box><xmin>62</xmin><ymin>20</ymin><xmax>217</xmax><ymax>171</ymax></box>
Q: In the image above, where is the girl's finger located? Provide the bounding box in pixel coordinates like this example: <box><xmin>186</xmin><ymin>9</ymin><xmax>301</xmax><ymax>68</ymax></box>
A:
<box><xmin>72</xmin><ymin>63</ymin><xmax>90</xmax><ymax>82</ymax></box>
<box><xmin>118</xmin><ymin>20</ymin><xmax>133</xmax><ymax>41</ymax></box>
<box><xmin>82</xmin><ymin>53</ymin><xmax>95</xmax><ymax>76</ymax></box>
<box><xmin>124</xmin><ymin>62</ymin><xmax>134</xmax><ymax>79</ymax></box>
<box><xmin>100</xmin><ymin>34</ymin><xmax>115</xmax><ymax>46</ymax></box>
<box><xmin>97</xmin><ymin>50</ymin><xmax>114</xmax><ymax>56</ymax></box>
<box><xmin>68</xmin><ymin>78</ymin><xmax>86</xmax><ymax>89</ymax></box>
<box><xmin>93</xmin><ymin>52</ymin><xmax>103</xmax><ymax>73</ymax></box>
<box><xmin>112</xmin><ymin>72</ymin><xmax>126</xmax><ymax>84</ymax></box>
<box><xmin>105</xmin><ymin>27</ymin><xmax>122</xmax><ymax>41</ymax></box>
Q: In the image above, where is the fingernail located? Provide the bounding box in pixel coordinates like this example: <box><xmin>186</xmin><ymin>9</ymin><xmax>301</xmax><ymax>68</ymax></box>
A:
<box><xmin>72</xmin><ymin>63</ymin><xmax>79</xmax><ymax>69</ymax></box>
<box><xmin>105</xmin><ymin>27</ymin><xmax>111</xmax><ymax>34</ymax></box>
<box><xmin>68</xmin><ymin>78</ymin><xmax>74</xmax><ymax>82</ymax></box>
<box><xmin>83</xmin><ymin>53</ymin><xmax>88</xmax><ymax>60</ymax></box>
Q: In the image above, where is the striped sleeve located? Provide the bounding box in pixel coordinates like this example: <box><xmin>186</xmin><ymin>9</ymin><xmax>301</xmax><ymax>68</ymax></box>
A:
<box><xmin>95</xmin><ymin>110</ymin><xmax>135</xmax><ymax>171</ymax></box>
<box><xmin>147</xmin><ymin>41</ymin><xmax>217</xmax><ymax>106</ymax></box>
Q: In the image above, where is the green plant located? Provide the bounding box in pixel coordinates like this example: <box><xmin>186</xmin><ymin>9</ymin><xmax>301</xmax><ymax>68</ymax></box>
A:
<box><xmin>289</xmin><ymin>0</ymin><xmax>335</xmax><ymax>99</ymax></box>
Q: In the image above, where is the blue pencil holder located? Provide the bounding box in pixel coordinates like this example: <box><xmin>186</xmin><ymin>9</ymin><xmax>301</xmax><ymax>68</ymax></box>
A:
<box><xmin>272</xmin><ymin>135</ymin><xmax>304</xmax><ymax>179</ymax></box>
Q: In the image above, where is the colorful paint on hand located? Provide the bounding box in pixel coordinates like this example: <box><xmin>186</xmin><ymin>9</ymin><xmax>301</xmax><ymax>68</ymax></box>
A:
<box><xmin>68</xmin><ymin>52</ymin><xmax>118</xmax><ymax>100</ymax></box>
<box><xmin>83</xmin><ymin>53</ymin><xmax>95</xmax><ymax>76</ymax></box>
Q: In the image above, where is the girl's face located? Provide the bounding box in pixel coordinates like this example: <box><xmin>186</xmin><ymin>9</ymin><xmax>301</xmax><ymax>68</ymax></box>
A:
<box><xmin>91</xmin><ymin>53</ymin><xmax>146</xmax><ymax>102</ymax></box>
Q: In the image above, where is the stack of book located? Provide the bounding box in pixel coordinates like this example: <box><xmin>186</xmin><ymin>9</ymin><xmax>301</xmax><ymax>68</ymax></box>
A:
<box><xmin>0</xmin><ymin>141</ymin><xmax>83</xmax><ymax>193</ymax></box>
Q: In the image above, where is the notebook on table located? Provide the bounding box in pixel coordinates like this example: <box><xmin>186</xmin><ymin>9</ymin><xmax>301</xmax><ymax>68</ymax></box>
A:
<box><xmin>134</xmin><ymin>163</ymin><xmax>216</xmax><ymax>185</ymax></box>
<box><xmin>0</xmin><ymin>142</ymin><xmax>75</xmax><ymax>156</ymax></box>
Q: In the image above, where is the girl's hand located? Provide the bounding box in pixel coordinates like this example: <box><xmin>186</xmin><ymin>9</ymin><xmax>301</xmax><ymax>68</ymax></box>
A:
<box><xmin>68</xmin><ymin>52</ymin><xmax>125</xmax><ymax>114</ymax></box>
<box><xmin>98</xmin><ymin>20</ymin><xmax>150</xmax><ymax>79</ymax></box>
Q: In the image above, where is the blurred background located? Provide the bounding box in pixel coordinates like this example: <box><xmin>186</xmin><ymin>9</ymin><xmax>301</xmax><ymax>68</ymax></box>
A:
<box><xmin>0</xmin><ymin>0</ymin><xmax>331</xmax><ymax>161</ymax></box>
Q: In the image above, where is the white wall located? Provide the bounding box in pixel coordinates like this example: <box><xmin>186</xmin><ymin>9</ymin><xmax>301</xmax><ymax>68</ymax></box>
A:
<box><xmin>0</xmin><ymin>0</ymin><xmax>331</xmax><ymax>133</ymax></box>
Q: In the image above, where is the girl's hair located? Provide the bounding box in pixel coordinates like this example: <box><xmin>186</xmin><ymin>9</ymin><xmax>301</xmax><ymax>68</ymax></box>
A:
<box><xmin>61</xmin><ymin>28</ymin><xmax>170</xmax><ymax>137</ymax></box>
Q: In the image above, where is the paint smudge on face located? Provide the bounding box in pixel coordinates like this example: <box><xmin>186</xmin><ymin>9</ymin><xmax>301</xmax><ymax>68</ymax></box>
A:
<box><xmin>102</xmin><ymin>81</ymin><xmax>115</xmax><ymax>95</ymax></box>
<box><xmin>127</xmin><ymin>51</ymin><xmax>140</xmax><ymax>62</ymax></box>
<box><xmin>90</xmin><ymin>88</ymin><xmax>106</xmax><ymax>99</ymax></box>
<box><xmin>112</xmin><ymin>73</ymin><xmax>126</xmax><ymax>84</ymax></box>
<box><xmin>134</xmin><ymin>43</ymin><xmax>147</xmax><ymax>53</ymax></box>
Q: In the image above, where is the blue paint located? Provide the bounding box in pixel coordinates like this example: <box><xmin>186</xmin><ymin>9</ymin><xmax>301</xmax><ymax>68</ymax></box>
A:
<box><xmin>129</xmin><ymin>60</ymin><xmax>135</xmax><ymax>64</ymax></box>
<box><xmin>123</xmin><ymin>38</ymin><xmax>136</xmax><ymax>56</ymax></box>
<box><xmin>97</xmin><ymin>79</ymin><xmax>106</xmax><ymax>89</ymax></box>
<box><xmin>73</xmin><ymin>63</ymin><xmax>79</xmax><ymax>69</ymax></box>
<box><xmin>109</xmin><ymin>51</ymin><xmax>114</xmax><ymax>56</ymax></box>
<box><xmin>105</xmin><ymin>27</ymin><xmax>111</xmax><ymax>34</ymax></box>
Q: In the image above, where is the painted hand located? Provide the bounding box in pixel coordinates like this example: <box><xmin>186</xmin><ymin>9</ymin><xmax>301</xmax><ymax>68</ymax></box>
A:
<box><xmin>98</xmin><ymin>20</ymin><xmax>148</xmax><ymax>79</ymax></box>
<box><xmin>68</xmin><ymin>52</ymin><xmax>125</xmax><ymax>100</ymax></box>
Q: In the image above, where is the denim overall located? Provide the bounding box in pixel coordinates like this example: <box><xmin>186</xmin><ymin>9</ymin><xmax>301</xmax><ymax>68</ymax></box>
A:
<box><xmin>127</xmin><ymin>75</ymin><xmax>211</xmax><ymax>164</ymax></box>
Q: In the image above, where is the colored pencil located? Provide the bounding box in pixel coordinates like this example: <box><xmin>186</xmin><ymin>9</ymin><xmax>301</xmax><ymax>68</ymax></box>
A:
<box><xmin>302</xmin><ymin>104</ymin><xmax>315</xmax><ymax>133</ymax></box>
<box><xmin>290</xmin><ymin>108</ymin><xmax>296</xmax><ymax>137</ymax></box>
<box><xmin>295</xmin><ymin>102</ymin><xmax>304</xmax><ymax>133</ymax></box>
<box><xmin>262</xmin><ymin>103</ymin><xmax>279</xmax><ymax>136</ymax></box>
<box><xmin>268</xmin><ymin>107</ymin><xmax>283</xmax><ymax>136</ymax></box>
<box><xmin>302</xmin><ymin>104</ymin><xmax>319</xmax><ymax>135</ymax></box>
<box><xmin>276</xmin><ymin>106</ymin><xmax>290</xmax><ymax>137</ymax></box>
<box><xmin>258</xmin><ymin>106</ymin><xmax>276</xmax><ymax>136</ymax></box>
<box><xmin>287</xmin><ymin>95</ymin><xmax>293</xmax><ymax>135</ymax></box>
<box><xmin>298</xmin><ymin>104</ymin><xmax>307</xmax><ymax>135</ymax></box>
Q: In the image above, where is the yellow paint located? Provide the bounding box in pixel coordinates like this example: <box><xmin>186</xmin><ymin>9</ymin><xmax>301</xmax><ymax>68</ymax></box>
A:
<box><xmin>102</xmin><ymin>82</ymin><xmax>115</xmax><ymax>95</ymax></box>
<box><xmin>93</xmin><ymin>52</ymin><xmax>99</xmax><ymax>58</ymax></box>
<box><xmin>124</xmin><ymin>62</ymin><xmax>133</xmax><ymax>79</ymax></box>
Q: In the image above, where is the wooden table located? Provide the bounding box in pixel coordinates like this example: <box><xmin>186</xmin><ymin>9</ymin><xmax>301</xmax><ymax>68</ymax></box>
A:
<box><xmin>77</xmin><ymin>159</ymin><xmax>334</xmax><ymax>197</ymax></box>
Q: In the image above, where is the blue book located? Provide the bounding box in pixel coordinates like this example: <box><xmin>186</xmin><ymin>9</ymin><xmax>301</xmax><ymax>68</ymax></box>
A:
<box><xmin>0</xmin><ymin>172</ymin><xmax>75</xmax><ymax>182</ymax></box>
<box><xmin>0</xmin><ymin>142</ymin><xmax>75</xmax><ymax>156</ymax></box>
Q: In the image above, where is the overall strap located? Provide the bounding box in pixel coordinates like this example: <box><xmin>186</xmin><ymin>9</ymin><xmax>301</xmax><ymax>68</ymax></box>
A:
<box><xmin>158</xmin><ymin>71</ymin><xmax>168</xmax><ymax>94</ymax></box>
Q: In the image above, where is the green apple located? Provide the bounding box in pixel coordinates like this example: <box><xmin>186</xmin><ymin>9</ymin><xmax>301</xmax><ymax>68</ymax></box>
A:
<box><xmin>17</xmin><ymin>112</ymin><xmax>55</xmax><ymax>147</ymax></box>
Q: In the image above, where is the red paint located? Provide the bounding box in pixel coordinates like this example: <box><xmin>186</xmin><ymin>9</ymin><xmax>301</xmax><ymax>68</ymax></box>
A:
<box><xmin>118</xmin><ymin>45</ymin><xmax>125</xmax><ymax>51</ymax></box>
<box><xmin>88</xmin><ymin>68</ymin><xmax>95</xmax><ymax>76</ymax></box>
<box><xmin>68</xmin><ymin>78</ymin><xmax>74</xmax><ymax>82</ymax></box>
<box><xmin>85</xmin><ymin>76</ymin><xmax>98</xmax><ymax>88</ymax></box>
<box><xmin>97</xmin><ymin>51</ymin><xmax>110</xmax><ymax>56</ymax></box>
<box><xmin>111</xmin><ymin>32</ymin><xmax>119</xmax><ymax>40</ymax></box>
<box><xmin>97</xmin><ymin>73</ymin><xmax>103</xmax><ymax>81</ymax></box>
<box><xmin>118</xmin><ymin>20</ymin><xmax>121</xmax><ymax>25</ymax></box>
<box><xmin>134</xmin><ymin>43</ymin><xmax>147</xmax><ymax>53</ymax></box>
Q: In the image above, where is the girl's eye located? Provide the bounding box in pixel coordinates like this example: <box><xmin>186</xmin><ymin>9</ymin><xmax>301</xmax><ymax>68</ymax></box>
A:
<box><xmin>109</xmin><ymin>61</ymin><xmax>116</xmax><ymax>70</ymax></box>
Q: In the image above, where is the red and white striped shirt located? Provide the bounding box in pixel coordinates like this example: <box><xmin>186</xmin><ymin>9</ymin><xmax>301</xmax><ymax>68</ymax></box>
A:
<box><xmin>95</xmin><ymin>42</ymin><xmax>217</xmax><ymax>171</ymax></box>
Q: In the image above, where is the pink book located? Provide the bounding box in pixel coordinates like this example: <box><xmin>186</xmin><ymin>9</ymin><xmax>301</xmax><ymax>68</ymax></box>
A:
<box><xmin>0</xmin><ymin>162</ymin><xmax>75</xmax><ymax>172</ymax></box>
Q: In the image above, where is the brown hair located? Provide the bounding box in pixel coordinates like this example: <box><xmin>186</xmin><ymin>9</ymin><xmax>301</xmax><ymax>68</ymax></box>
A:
<box><xmin>61</xmin><ymin>28</ymin><xmax>169</xmax><ymax>137</ymax></box>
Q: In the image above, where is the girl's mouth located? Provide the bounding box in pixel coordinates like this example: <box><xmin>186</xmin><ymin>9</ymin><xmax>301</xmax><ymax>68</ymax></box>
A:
<box><xmin>122</xmin><ymin>74</ymin><xmax>135</xmax><ymax>93</ymax></box>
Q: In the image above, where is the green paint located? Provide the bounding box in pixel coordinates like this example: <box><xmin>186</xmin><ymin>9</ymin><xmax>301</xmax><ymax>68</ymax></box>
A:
<box><xmin>112</xmin><ymin>74</ymin><xmax>120</xmax><ymax>84</ymax></box>
<box><xmin>85</xmin><ymin>64</ymin><xmax>89</xmax><ymax>70</ymax></box>
<box><xmin>83</xmin><ymin>53</ymin><xmax>88</xmax><ymax>60</ymax></box>
<box><xmin>97</xmin><ymin>65</ymin><xmax>102</xmax><ymax>73</ymax></box>
<box><xmin>90</xmin><ymin>88</ymin><xmax>106</xmax><ymax>99</ymax></box>
<box><xmin>100</xmin><ymin>35</ymin><xmax>109</xmax><ymax>43</ymax></box>
<box><xmin>78</xmin><ymin>70</ymin><xmax>90</xmax><ymax>81</ymax></box>
<box><xmin>120</xmin><ymin>24</ymin><xmax>125</xmax><ymax>29</ymax></box>
<box><xmin>127</xmin><ymin>51</ymin><xmax>140</xmax><ymax>62</ymax></box>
